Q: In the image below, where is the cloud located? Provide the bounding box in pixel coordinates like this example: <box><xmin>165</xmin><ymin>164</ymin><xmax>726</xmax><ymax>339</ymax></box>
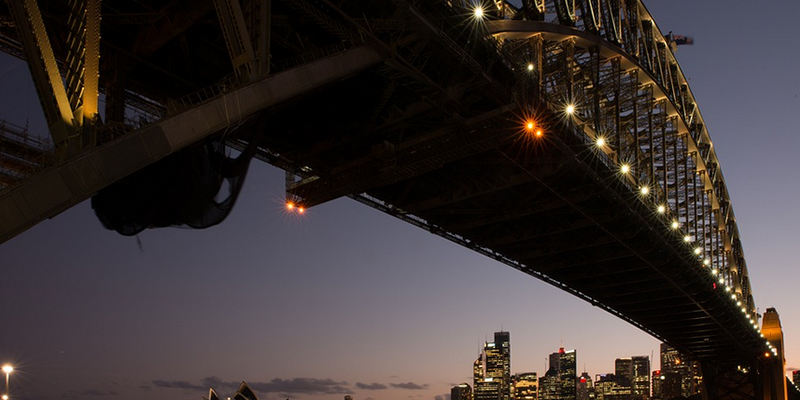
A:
<box><xmin>249</xmin><ymin>377</ymin><xmax>351</xmax><ymax>394</ymax></box>
<box><xmin>356</xmin><ymin>382</ymin><xmax>388</xmax><ymax>390</ymax></box>
<box><xmin>200</xmin><ymin>376</ymin><xmax>239</xmax><ymax>391</ymax></box>
<box><xmin>391</xmin><ymin>382</ymin><xmax>429</xmax><ymax>390</ymax></box>
<box><xmin>152</xmin><ymin>380</ymin><xmax>205</xmax><ymax>390</ymax></box>
<box><xmin>152</xmin><ymin>376</ymin><xmax>351</xmax><ymax>395</ymax></box>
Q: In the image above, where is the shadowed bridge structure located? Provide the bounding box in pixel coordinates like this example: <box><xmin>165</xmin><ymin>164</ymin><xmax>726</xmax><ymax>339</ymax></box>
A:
<box><xmin>0</xmin><ymin>1</ymin><xmax>790</xmax><ymax>398</ymax></box>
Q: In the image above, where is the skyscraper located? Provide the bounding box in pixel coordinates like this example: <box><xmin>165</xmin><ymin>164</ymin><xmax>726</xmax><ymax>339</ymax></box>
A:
<box><xmin>452</xmin><ymin>383</ymin><xmax>473</xmax><ymax>400</ymax></box>
<box><xmin>614</xmin><ymin>358</ymin><xmax>632</xmax><ymax>389</ymax></box>
<box><xmin>650</xmin><ymin>370</ymin><xmax>663</xmax><ymax>400</ymax></box>
<box><xmin>474</xmin><ymin>331</ymin><xmax>512</xmax><ymax>400</ymax></box>
<box><xmin>660</xmin><ymin>344</ymin><xmax>697</xmax><ymax>398</ymax></box>
<box><xmin>514</xmin><ymin>372</ymin><xmax>538</xmax><ymax>400</ymax></box>
<box><xmin>630</xmin><ymin>356</ymin><xmax>650</xmax><ymax>400</ymax></box>
<box><xmin>540</xmin><ymin>347</ymin><xmax>576</xmax><ymax>400</ymax></box>
<box><xmin>577</xmin><ymin>372</ymin><xmax>594</xmax><ymax>400</ymax></box>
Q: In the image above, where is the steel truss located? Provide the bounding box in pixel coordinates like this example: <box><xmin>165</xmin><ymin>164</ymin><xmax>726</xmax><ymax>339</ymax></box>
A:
<box><xmin>485</xmin><ymin>0</ymin><xmax>755</xmax><ymax>327</ymax></box>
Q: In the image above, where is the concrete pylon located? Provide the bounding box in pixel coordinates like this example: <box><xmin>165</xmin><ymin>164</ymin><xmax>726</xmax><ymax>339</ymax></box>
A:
<box><xmin>760</xmin><ymin>308</ymin><xmax>787</xmax><ymax>400</ymax></box>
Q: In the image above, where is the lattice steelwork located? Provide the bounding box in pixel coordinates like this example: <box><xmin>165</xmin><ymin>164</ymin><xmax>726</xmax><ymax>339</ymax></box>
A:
<box><xmin>0</xmin><ymin>0</ymin><xmax>780</xmax><ymax>383</ymax></box>
<box><xmin>482</xmin><ymin>0</ymin><xmax>756</xmax><ymax>333</ymax></box>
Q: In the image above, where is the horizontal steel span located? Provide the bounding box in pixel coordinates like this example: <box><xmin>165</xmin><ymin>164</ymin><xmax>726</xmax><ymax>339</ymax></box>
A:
<box><xmin>0</xmin><ymin>0</ymin><xmax>774</xmax><ymax>371</ymax></box>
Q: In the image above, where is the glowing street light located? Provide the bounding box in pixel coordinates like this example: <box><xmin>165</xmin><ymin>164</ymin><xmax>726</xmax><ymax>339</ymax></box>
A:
<box><xmin>2</xmin><ymin>365</ymin><xmax>11</xmax><ymax>400</ymax></box>
<box><xmin>473</xmin><ymin>6</ymin><xmax>484</xmax><ymax>18</ymax></box>
<box><xmin>527</xmin><ymin>63</ymin><xmax>534</xmax><ymax>72</ymax></box>
<box><xmin>565</xmin><ymin>104</ymin><xmax>575</xmax><ymax>115</ymax></box>
<box><xmin>657</xmin><ymin>204</ymin><xmax>666</xmax><ymax>214</ymax></box>
<box><xmin>620</xmin><ymin>164</ymin><xmax>630</xmax><ymax>174</ymax></box>
<box><xmin>596</xmin><ymin>137</ymin><xmax>605</xmax><ymax>147</ymax></box>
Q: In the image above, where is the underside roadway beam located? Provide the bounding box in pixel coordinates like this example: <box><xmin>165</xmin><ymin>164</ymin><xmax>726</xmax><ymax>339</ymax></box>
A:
<box><xmin>0</xmin><ymin>45</ymin><xmax>385</xmax><ymax>244</ymax></box>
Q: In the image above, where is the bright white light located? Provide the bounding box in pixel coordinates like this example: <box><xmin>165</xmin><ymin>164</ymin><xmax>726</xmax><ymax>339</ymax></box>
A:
<box><xmin>566</xmin><ymin>104</ymin><xmax>575</xmax><ymax>114</ymax></box>
<box><xmin>527</xmin><ymin>63</ymin><xmax>534</xmax><ymax>71</ymax></box>
<box><xmin>596</xmin><ymin>137</ymin><xmax>605</xmax><ymax>147</ymax></box>
<box><xmin>683</xmin><ymin>235</ymin><xmax>691</xmax><ymax>242</ymax></box>
<box><xmin>640</xmin><ymin>186</ymin><xmax>650</xmax><ymax>195</ymax></box>
<box><xmin>474</xmin><ymin>6</ymin><xmax>484</xmax><ymax>18</ymax></box>
<box><xmin>731</xmin><ymin>294</ymin><xmax>736</xmax><ymax>299</ymax></box>
<box><xmin>657</xmin><ymin>205</ymin><xmax>666</xmax><ymax>214</ymax></box>
<box><xmin>725</xmin><ymin>286</ymin><xmax>732</xmax><ymax>292</ymax></box>
<box><xmin>1</xmin><ymin>365</ymin><xmax>11</xmax><ymax>374</ymax></box>
<box><xmin>621</xmin><ymin>164</ymin><xmax>630</xmax><ymax>174</ymax></box>
<box><xmin>703</xmin><ymin>259</ymin><xmax>710</xmax><ymax>266</ymax></box>
<box><xmin>671</xmin><ymin>220</ymin><xmax>679</xmax><ymax>229</ymax></box>
<box><xmin>711</xmin><ymin>269</ymin><xmax>718</xmax><ymax>275</ymax></box>
<box><xmin>693</xmin><ymin>247</ymin><xmax>701</xmax><ymax>255</ymax></box>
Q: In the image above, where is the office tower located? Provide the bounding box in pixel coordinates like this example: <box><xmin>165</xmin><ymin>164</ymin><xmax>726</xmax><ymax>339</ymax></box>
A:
<box><xmin>514</xmin><ymin>372</ymin><xmax>538</xmax><ymax>400</ymax></box>
<box><xmin>494</xmin><ymin>331</ymin><xmax>512</xmax><ymax>400</ymax></box>
<box><xmin>651</xmin><ymin>370</ymin><xmax>663</xmax><ymax>400</ymax></box>
<box><xmin>660</xmin><ymin>343</ymin><xmax>697</xmax><ymax>398</ymax></box>
<box><xmin>474</xmin><ymin>332</ymin><xmax>511</xmax><ymax>400</ymax></box>
<box><xmin>614</xmin><ymin>358</ymin><xmax>632</xmax><ymax>388</ymax></box>
<box><xmin>453</xmin><ymin>383</ymin><xmax>473</xmax><ymax>400</ymax></box>
<box><xmin>594</xmin><ymin>374</ymin><xmax>619</xmax><ymax>400</ymax></box>
<box><xmin>540</xmin><ymin>347</ymin><xmax>577</xmax><ymax>400</ymax></box>
<box><xmin>577</xmin><ymin>372</ymin><xmax>594</xmax><ymax>400</ymax></box>
<box><xmin>630</xmin><ymin>356</ymin><xmax>650</xmax><ymax>400</ymax></box>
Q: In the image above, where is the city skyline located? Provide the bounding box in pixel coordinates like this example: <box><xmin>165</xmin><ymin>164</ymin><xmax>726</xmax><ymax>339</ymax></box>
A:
<box><xmin>1</xmin><ymin>1</ymin><xmax>800</xmax><ymax>400</ymax></box>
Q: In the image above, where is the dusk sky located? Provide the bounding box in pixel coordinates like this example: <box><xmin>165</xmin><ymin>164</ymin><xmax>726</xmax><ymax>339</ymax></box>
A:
<box><xmin>1</xmin><ymin>1</ymin><xmax>799</xmax><ymax>400</ymax></box>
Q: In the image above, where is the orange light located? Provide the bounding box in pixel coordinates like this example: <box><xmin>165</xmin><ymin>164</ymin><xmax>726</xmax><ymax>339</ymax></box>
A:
<box><xmin>286</xmin><ymin>202</ymin><xmax>295</xmax><ymax>210</ymax></box>
<box><xmin>535</xmin><ymin>129</ymin><xmax>543</xmax><ymax>137</ymax></box>
<box><xmin>765</xmin><ymin>352</ymin><xmax>770</xmax><ymax>357</ymax></box>
<box><xmin>298</xmin><ymin>207</ymin><xmax>305</xmax><ymax>214</ymax></box>
<box><xmin>526</xmin><ymin>121</ymin><xmax>535</xmax><ymax>130</ymax></box>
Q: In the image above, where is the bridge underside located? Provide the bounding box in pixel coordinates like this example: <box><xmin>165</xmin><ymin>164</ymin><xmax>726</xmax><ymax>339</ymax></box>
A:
<box><xmin>0</xmin><ymin>0</ymin><xmax>771</xmax><ymax>373</ymax></box>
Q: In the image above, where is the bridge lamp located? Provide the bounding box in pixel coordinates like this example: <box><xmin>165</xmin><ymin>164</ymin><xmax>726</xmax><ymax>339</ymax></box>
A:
<box><xmin>737</xmin><ymin>301</ymin><xmax>742</xmax><ymax>306</ymax></box>
<box><xmin>527</xmin><ymin>63</ymin><xmax>534</xmax><ymax>72</ymax></box>
<box><xmin>731</xmin><ymin>294</ymin><xmax>736</xmax><ymax>299</ymax></box>
<box><xmin>473</xmin><ymin>6</ymin><xmax>485</xmax><ymax>19</ymax></box>
<box><xmin>711</xmin><ymin>268</ymin><xmax>718</xmax><ymax>275</ymax></box>
<box><xmin>657</xmin><ymin>205</ymin><xmax>666</xmax><ymax>214</ymax></box>
<box><xmin>596</xmin><ymin>137</ymin><xmax>606</xmax><ymax>147</ymax></box>
<box><xmin>297</xmin><ymin>206</ymin><xmax>306</xmax><ymax>214</ymax></box>
<box><xmin>703</xmin><ymin>258</ymin><xmax>710</xmax><ymax>266</ymax></box>
<box><xmin>286</xmin><ymin>201</ymin><xmax>295</xmax><ymax>210</ymax></box>
<box><xmin>639</xmin><ymin>186</ymin><xmax>649</xmax><ymax>195</ymax></box>
<box><xmin>620</xmin><ymin>164</ymin><xmax>630</xmax><ymax>174</ymax></box>
<box><xmin>565</xmin><ymin>104</ymin><xmax>575</xmax><ymax>115</ymax></box>
<box><xmin>725</xmin><ymin>286</ymin><xmax>732</xmax><ymax>292</ymax></box>
<box><xmin>693</xmin><ymin>247</ymin><xmax>701</xmax><ymax>255</ymax></box>
<box><xmin>671</xmin><ymin>220</ymin><xmax>679</xmax><ymax>229</ymax></box>
<box><xmin>683</xmin><ymin>235</ymin><xmax>691</xmax><ymax>242</ymax></box>
<box><xmin>718</xmin><ymin>277</ymin><xmax>724</xmax><ymax>284</ymax></box>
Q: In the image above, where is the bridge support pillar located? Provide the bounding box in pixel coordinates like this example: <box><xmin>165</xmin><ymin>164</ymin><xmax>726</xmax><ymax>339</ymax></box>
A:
<box><xmin>700</xmin><ymin>362</ymin><xmax>757</xmax><ymax>400</ymax></box>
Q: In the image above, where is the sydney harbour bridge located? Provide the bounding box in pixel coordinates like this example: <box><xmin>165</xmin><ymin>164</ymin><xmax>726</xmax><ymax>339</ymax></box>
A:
<box><xmin>0</xmin><ymin>0</ymin><xmax>791</xmax><ymax>398</ymax></box>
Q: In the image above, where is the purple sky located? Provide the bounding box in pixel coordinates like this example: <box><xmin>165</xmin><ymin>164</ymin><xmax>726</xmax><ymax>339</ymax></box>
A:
<box><xmin>1</xmin><ymin>1</ymin><xmax>799</xmax><ymax>400</ymax></box>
